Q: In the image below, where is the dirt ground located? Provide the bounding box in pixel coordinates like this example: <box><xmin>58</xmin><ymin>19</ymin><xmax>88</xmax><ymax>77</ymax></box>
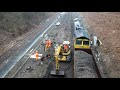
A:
<box><xmin>0</xmin><ymin>13</ymin><xmax>57</xmax><ymax>64</ymax></box>
<box><xmin>80</xmin><ymin>12</ymin><xmax>120</xmax><ymax>78</ymax></box>
<box><xmin>0</xmin><ymin>13</ymin><xmax>55</xmax><ymax>56</ymax></box>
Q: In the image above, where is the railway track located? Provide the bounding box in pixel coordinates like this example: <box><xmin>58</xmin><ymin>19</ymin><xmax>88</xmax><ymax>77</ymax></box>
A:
<box><xmin>91</xmin><ymin>47</ymin><xmax>106</xmax><ymax>78</ymax></box>
<box><xmin>43</xmin><ymin>12</ymin><xmax>74</xmax><ymax>78</ymax></box>
<box><xmin>74</xmin><ymin>49</ymin><xmax>102</xmax><ymax>78</ymax></box>
<box><xmin>71</xmin><ymin>12</ymin><xmax>105</xmax><ymax>78</ymax></box>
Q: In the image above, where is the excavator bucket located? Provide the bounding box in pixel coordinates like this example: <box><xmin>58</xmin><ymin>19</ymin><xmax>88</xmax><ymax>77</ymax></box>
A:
<box><xmin>50</xmin><ymin>70</ymin><xmax>65</xmax><ymax>76</ymax></box>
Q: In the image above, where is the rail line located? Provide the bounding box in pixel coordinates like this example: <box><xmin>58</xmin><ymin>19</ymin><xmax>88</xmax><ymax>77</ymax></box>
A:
<box><xmin>91</xmin><ymin>48</ymin><xmax>106</xmax><ymax>78</ymax></box>
<box><xmin>72</xmin><ymin>12</ymin><xmax>105</xmax><ymax>78</ymax></box>
<box><xmin>74</xmin><ymin>48</ymin><xmax>105</xmax><ymax>78</ymax></box>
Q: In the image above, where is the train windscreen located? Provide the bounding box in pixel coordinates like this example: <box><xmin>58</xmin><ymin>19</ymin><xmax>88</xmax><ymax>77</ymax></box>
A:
<box><xmin>76</xmin><ymin>39</ymin><xmax>82</xmax><ymax>45</ymax></box>
<box><xmin>83</xmin><ymin>41</ymin><xmax>89</xmax><ymax>45</ymax></box>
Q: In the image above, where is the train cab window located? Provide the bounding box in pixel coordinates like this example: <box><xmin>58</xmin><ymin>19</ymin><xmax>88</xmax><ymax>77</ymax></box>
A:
<box><xmin>83</xmin><ymin>41</ymin><xmax>89</xmax><ymax>45</ymax></box>
<box><xmin>76</xmin><ymin>39</ymin><xmax>82</xmax><ymax>45</ymax></box>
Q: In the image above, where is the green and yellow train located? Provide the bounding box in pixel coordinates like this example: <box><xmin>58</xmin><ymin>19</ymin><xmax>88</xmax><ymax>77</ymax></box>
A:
<box><xmin>73</xmin><ymin>17</ymin><xmax>92</xmax><ymax>54</ymax></box>
<box><xmin>74</xmin><ymin>29</ymin><xmax>91</xmax><ymax>50</ymax></box>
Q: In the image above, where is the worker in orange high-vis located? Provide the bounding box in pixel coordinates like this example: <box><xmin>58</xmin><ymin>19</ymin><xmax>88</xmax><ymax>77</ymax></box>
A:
<box><xmin>45</xmin><ymin>39</ymin><xmax>52</xmax><ymax>52</ymax></box>
<box><xmin>48</xmin><ymin>39</ymin><xmax>52</xmax><ymax>48</ymax></box>
<box><xmin>35</xmin><ymin>50</ymin><xmax>39</xmax><ymax>61</ymax></box>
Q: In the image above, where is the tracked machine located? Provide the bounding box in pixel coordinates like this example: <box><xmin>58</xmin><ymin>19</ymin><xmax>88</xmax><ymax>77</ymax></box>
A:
<box><xmin>50</xmin><ymin>41</ymin><xmax>71</xmax><ymax>76</ymax></box>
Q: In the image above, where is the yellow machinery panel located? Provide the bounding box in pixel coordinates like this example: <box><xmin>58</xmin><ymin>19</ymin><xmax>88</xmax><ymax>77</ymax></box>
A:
<box><xmin>54</xmin><ymin>44</ymin><xmax>71</xmax><ymax>62</ymax></box>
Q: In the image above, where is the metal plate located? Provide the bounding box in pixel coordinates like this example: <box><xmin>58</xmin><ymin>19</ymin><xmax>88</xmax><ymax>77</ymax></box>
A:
<box><xmin>50</xmin><ymin>70</ymin><xmax>65</xmax><ymax>76</ymax></box>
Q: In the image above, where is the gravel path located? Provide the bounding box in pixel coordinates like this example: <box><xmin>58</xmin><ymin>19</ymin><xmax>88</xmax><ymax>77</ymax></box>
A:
<box><xmin>74</xmin><ymin>50</ymin><xmax>98</xmax><ymax>78</ymax></box>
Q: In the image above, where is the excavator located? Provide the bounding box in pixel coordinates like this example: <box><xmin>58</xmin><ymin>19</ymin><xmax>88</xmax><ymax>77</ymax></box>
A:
<box><xmin>57</xmin><ymin>41</ymin><xmax>71</xmax><ymax>62</ymax></box>
<box><xmin>50</xmin><ymin>41</ymin><xmax>71</xmax><ymax>76</ymax></box>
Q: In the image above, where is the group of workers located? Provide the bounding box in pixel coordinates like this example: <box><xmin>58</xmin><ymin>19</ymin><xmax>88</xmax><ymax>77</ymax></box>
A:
<box><xmin>35</xmin><ymin>38</ymin><xmax>69</xmax><ymax>61</ymax></box>
<box><xmin>45</xmin><ymin>39</ymin><xmax>69</xmax><ymax>52</ymax></box>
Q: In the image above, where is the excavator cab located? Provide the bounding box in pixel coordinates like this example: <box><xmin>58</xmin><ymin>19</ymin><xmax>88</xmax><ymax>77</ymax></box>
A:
<box><xmin>62</xmin><ymin>41</ymin><xmax>71</xmax><ymax>56</ymax></box>
<box><xmin>55</xmin><ymin>41</ymin><xmax>71</xmax><ymax>62</ymax></box>
<box><xmin>50</xmin><ymin>41</ymin><xmax>71</xmax><ymax>76</ymax></box>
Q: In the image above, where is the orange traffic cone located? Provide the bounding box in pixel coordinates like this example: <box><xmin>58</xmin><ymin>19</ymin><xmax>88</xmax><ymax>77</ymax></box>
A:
<box><xmin>35</xmin><ymin>50</ymin><xmax>39</xmax><ymax>61</ymax></box>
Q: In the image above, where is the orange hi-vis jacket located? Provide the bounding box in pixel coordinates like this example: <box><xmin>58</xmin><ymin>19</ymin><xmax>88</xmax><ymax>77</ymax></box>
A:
<box><xmin>48</xmin><ymin>39</ymin><xmax>52</xmax><ymax>47</ymax></box>
<box><xmin>45</xmin><ymin>39</ymin><xmax>52</xmax><ymax>48</ymax></box>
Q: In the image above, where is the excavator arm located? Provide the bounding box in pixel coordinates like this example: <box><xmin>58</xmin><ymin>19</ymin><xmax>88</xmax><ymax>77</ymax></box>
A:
<box><xmin>54</xmin><ymin>45</ymin><xmax>62</xmax><ymax>71</ymax></box>
<box><xmin>50</xmin><ymin>44</ymin><xmax>64</xmax><ymax>76</ymax></box>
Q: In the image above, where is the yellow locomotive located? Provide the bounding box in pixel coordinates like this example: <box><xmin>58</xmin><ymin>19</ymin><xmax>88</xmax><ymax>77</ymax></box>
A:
<box><xmin>74</xmin><ymin>29</ymin><xmax>91</xmax><ymax>50</ymax></box>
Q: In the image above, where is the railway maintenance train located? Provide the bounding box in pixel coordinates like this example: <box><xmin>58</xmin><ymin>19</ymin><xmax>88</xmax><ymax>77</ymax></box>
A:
<box><xmin>74</xmin><ymin>29</ymin><xmax>91</xmax><ymax>50</ymax></box>
<box><xmin>73</xmin><ymin>18</ymin><xmax>91</xmax><ymax>51</ymax></box>
<box><xmin>73</xmin><ymin>18</ymin><xmax>102</xmax><ymax>55</ymax></box>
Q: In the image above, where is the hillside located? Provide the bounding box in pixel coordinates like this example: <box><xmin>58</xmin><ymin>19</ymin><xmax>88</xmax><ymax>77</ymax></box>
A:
<box><xmin>0</xmin><ymin>12</ymin><xmax>56</xmax><ymax>56</ymax></box>
<box><xmin>80</xmin><ymin>12</ymin><xmax>120</xmax><ymax>77</ymax></box>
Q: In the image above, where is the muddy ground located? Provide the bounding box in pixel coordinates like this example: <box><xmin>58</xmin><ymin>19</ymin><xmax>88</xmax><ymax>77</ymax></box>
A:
<box><xmin>80</xmin><ymin>12</ymin><xmax>120</xmax><ymax>78</ymax></box>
